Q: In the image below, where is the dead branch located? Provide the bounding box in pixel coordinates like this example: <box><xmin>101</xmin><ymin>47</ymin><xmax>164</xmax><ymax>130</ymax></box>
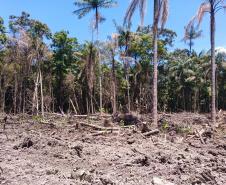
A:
<box><xmin>195</xmin><ymin>129</ymin><xmax>205</xmax><ymax>144</ymax></box>
<box><xmin>70</xmin><ymin>98</ymin><xmax>78</xmax><ymax>114</ymax></box>
<box><xmin>59</xmin><ymin>107</ymin><xmax>66</xmax><ymax>117</ymax></box>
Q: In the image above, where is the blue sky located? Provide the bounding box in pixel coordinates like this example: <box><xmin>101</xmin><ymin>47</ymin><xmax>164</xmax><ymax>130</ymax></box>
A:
<box><xmin>0</xmin><ymin>0</ymin><xmax>226</xmax><ymax>52</ymax></box>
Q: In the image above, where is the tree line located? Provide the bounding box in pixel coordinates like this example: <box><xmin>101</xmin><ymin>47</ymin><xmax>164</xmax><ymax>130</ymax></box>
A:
<box><xmin>0</xmin><ymin>0</ymin><xmax>226</xmax><ymax>126</ymax></box>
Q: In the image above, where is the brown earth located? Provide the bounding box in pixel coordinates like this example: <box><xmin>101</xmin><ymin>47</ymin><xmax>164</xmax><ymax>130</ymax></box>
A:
<box><xmin>0</xmin><ymin>113</ymin><xmax>226</xmax><ymax>185</ymax></box>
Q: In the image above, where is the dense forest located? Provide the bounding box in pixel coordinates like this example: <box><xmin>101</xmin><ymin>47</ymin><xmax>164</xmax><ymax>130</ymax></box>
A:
<box><xmin>0</xmin><ymin>0</ymin><xmax>226</xmax><ymax>125</ymax></box>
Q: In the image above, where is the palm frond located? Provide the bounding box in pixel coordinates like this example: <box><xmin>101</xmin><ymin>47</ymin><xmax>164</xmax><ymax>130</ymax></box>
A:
<box><xmin>160</xmin><ymin>0</ymin><xmax>169</xmax><ymax>28</ymax></box>
<box><xmin>74</xmin><ymin>0</ymin><xmax>117</xmax><ymax>29</ymax></box>
<box><xmin>124</xmin><ymin>0</ymin><xmax>140</xmax><ymax>26</ymax></box>
<box><xmin>196</xmin><ymin>2</ymin><xmax>211</xmax><ymax>25</ymax></box>
<box><xmin>185</xmin><ymin>2</ymin><xmax>210</xmax><ymax>32</ymax></box>
<box><xmin>101</xmin><ymin>0</ymin><xmax>117</xmax><ymax>8</ymax></box>
<box><xmin>73</xmin><ymin>7</ymin><xmax>92</xmax><ymax>19</ymax></box>
<box><xmin>183</xmin><ymin>25</ymin><xmax>202</xmax><ymax>42</ymax></box>
<box><xmin>139</xmin><ymin>0</ymin><xmax>147</xmax><ymax>26</ymax></box>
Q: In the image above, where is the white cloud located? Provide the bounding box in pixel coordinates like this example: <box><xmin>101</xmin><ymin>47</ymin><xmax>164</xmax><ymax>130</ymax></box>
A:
<box><xmin>215</xmin><ymin>47</ymin><xmax>226</xmax><ymax>55</ymax></box>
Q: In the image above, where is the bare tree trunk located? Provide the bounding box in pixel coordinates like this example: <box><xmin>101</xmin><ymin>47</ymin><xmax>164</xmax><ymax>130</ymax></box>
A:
<box><xmin>32</xmin><ymin>73</ymin><xmax>39</xmax><ymax>115</ymax></box>
<box><xmin>152</xmin><ymin>0</ymin><xmax>159</xmax><ymax>126</ymax></box>
<box><xmin>210</xmin><ymin>6</ymin><xmax>216</xmax><ymax>125</ymax></box>
<box><xmin>183</xmin><ymin>88</ymin><xmax>186</xmax><ymax>111</ymax></box>
<box><xmin>189</xmin><ymin>37</ymin><xmax>192</xmax><ymax>55</ymax></box>
<box><xmin>96</xmin><ymin>7</ymin><xmax>103</xmax><ymax>116</ymax></box>
<box><xmin>23</xmin><ymin>87</ymin><xmax>25</xmax><ymax>115</ymax></box>
<box><xmin>13</xmin><ymin>73</ymin><xmax>17</xmax><ymax>114</ymax></box>
<box><xmin>2</xmin><ymin>90</ymin><xmax>5</xmax><ymax>113</ymax></box>
<box><xmin>19</xmin><ymin>78</ymin><xmax>22</xmax><ymax>113</ymax></box>
<box><xmin>40</xmin><ymin>69</ymin><xmax>44</xmax><ymax>117</ymax></box>
<box><xmin>97</xmin><ymin>45</ymin><xmax>103</xmax><ymax>115</ymax></box>
<box><xmin>99</xmin><ymin>53</ymin><xmax>103</xmax><ymax>115</ymax></box>
<box><xmin>126</xmin><ymin>73</ymin><xmax>131</xmax><ymax>113</ymax></box>
<box><xmin>194</xmin><ymin>89</ymin><xmax>197</xmax><ymax>112</ymax></box>
<box><xmin>216</xmin><ymin>69</ymin><xmax>218</xmax><ymax>112</ymax></box>
<box><xmin>86</xmin><ymin>97</ymin><xmax>90</xmax><ymax>115</ymax></box>
<box><xmin>112</xmin><ymin>54</ymin><xmax>117</xmax><ymax>114</ymax></box>
<box><xmin>51</xmin><ymin>87</ymin><xmax>55</xmax><ymax>112</ymax></box>
<box><xmin>0</xmin><ymin>76</ymin><xmax>2</xmax><ymax>112</ymax></box>
<box><xmin>90</xmin><ymin>92</ymin><xmax>94</xmax><ymax>114</ymax></box>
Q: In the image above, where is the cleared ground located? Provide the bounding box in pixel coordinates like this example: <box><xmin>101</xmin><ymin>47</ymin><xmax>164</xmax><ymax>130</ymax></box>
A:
<box><xmin>0</xmin><ymin>113</ymin><xmax>226</xmax><ymax>185</ymax></box>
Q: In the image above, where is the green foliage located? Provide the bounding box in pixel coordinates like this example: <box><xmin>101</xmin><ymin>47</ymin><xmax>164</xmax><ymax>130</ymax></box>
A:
<box><xmin>1</xmin><ymin>10</ymin><xmax>226</xmax><ymax>115</ymax></box>
<box><xmin>0</xmin><ymin>17</ymin><xmax>7</xmax><ymax>47</ymax></box>
<box><xmin>29</xmin><ymin>20</ymin><xmax>51</xmax><ymax>39</ymax></box>
<box><xmin>52</xmin><ymin>31</ymin><xmax>78</xmax><ymax>75</ymax></box>
<box><xmin>51</xmin><ymin>31</ymin><xmax>79</xmax><ymax>109</ymax></box>
<box><xmin>32</xmin><ymin>115</ymin><xmax>43</xmax><ymax>122</ymax></box>
<box><xmin>9</xmin><ymin>11</ymin><xmax>31</xmax><ymax>32</ymax></box>
<box><xmin>161</xmin><ymin>120</ymin><xmax>170</xmax><ymax>130</ymax></box>
<box><xmin>175</xmin><ymin>125</ymin><xmax>192</xmax><ymax>134</ymax></box>
<box><xmin>119</xmin><ymin>120</ymin><xmax>125</xmax><ymax>127</ymax></box>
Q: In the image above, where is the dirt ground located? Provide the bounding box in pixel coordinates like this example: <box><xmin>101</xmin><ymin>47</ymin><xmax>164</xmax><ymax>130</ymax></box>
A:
<box><xmin>0</xmin><ymin>112</ymin><xmax>226</xmax><ymax>185</ymax></box>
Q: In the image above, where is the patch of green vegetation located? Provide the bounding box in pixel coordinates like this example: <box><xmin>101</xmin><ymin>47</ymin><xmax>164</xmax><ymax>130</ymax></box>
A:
<box><xmin>159</xmin><ymin>120</ymin><xmax>192</xmax><ymax>134</ymax></box>
<box><xmin>32</xmin><ymin>115</ymin><xmax>45</xmax><ymax>123</ymax></box>
<box><xmin>99</xmin><ymin>108</ymin><xmax>107</xmax><ymax>114</ymax></box>
<box><xmin>175</xmin><ymin>125</ymin><xmax>192</xmax><ymax>134</ymax></box>
<box><xmin>161</xmin><ymin>120</ymin><xmax>170</xmax><ymax>131</ymax></box>
<box><xmin>119</xmin><ymin>120</ymin><xmax>125</xmax><ymax>127</ymax></box>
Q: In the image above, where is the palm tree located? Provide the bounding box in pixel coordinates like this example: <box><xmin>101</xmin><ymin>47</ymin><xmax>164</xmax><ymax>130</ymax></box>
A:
<box><xmin>73</xmin><ymin>0</ymin><xmax>117</xmax><ymax>115</ymax></box>
<box><xmin>183</xmin><ymin>25</ymin><xmax>202</xmax><ymax>55</ymax></box>
<box><xmin>186</xmin><ymin>0</ymin><xmax>226</xmax><ymax>126</ymax></box>
<box><xmin>124</xmin><ymin>0</ymin><xmax>169</xmax><ymax>126</ymax></box>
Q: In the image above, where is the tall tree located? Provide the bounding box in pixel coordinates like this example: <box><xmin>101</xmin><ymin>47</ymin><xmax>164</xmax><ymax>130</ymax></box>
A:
<box><xmin>0</xmin><ymin>17</ymin><xmax>7</xmax><ymax>49</ymax></box>
<box><xmin>124</xmin><ymin>0</ymin><xmax>169</xmax><ymax>125</ymax></box>
<box><xmin>105</xmin><ymin>34</ymin><xmax>118</xmax><ymax>114</ymax></box>
<box><xmin>79</xmin><ymin>41</ymin><xmax>97</xmax><ymax>114</ymax></box>
<box><xmin>186</xmin><ymin>0</ymin><xmax>226</xmax><ymax>125</ymax></box>
<box><xmin>8</xmin><ymin>12</ymin><xmax>33</xmax><ymax>114</ymax></box>
<box><xmin>0</xmin><ymin>17</ymin><xmax>7</xmax><ymax>112</ymax></box>
<box><xmin>183</xmin><ymin>25</ymin><xmax>202</xmax><ymax>55</ymax></box>
<box><xmin>30</xmin><ymin>20</ymin><xmax>51</xmax><ymax>117</ymax></box>
<box><xmin>73</xmin><ymin>0</ymin><xmax>117</xmax><ymax>115</ymax></box>
<box><xmin>51</xmin><ymin>31</ymin><xmax>78</xmax><ymax>111</ymax></box>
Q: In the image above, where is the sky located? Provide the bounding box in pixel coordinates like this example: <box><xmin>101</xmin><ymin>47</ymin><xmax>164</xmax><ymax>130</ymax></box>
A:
<box><xmin>0</xmin><ymin>0</ymin><xmax>226</xmax><ymax>52</ymax></box>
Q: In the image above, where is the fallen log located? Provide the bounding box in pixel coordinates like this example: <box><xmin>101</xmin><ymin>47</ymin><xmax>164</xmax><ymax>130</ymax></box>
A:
<box><xmin>90</xmin><ymin>130</ymin><xmax>118</xmax><ymax>136</ymax></box>
<box><xmin>71</xmin><ymin>114</ymin><xmax>112</xmax><ymax>119</ymax></box>
<box><xmin>78</xmin><ymin>122</ymin><xmax>119</xmax><ymax>131</ymax></box>
<box><xmin>143</xmin><ymin>129</ymin><xmax>160</xmax><ymax>137</ymax></box>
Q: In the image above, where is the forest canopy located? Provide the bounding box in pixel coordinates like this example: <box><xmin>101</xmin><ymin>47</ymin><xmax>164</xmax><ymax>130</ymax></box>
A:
<box><xmin>0</xmin><ymin>8</ymin><xmax>225</xmax><ymax>118</ymax></box>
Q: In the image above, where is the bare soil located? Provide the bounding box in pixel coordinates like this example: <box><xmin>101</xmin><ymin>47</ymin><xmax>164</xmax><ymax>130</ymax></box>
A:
<box><xmin>0</xmin><ymin>113</ymin><xmax>226</xmax><ymax>185</ymax></box>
